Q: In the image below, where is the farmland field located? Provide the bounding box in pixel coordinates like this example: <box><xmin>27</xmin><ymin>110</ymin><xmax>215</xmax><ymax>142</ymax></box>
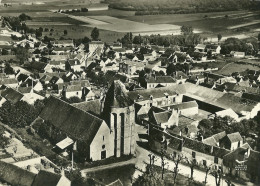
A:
<box><xmin>216</xmin><ymin>62</ymin><xmax>260</xmax><ymax>76</ymax></box>
<box><xmin>0</xmin><ymin>1</ymin><xmax>259</xmax><ymax>42</ymax></box>
<box><xmin>69</xmin><ymin>15</ymin><xmax>181</xmax><ymax>34</ymax></box>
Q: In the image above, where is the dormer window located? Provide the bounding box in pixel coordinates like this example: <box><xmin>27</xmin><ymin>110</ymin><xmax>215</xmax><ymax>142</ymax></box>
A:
<box><xmin>164</xmin><ymin>93</ymin><xmax>169</xmax><ymax>99</ymax></box>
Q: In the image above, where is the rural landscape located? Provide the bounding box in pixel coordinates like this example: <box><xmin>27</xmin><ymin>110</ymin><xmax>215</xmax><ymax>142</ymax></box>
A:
<box><xmin>0</xmin><ymin>0</ymin><xmax>259</xmax><ymax>185</ymax></box>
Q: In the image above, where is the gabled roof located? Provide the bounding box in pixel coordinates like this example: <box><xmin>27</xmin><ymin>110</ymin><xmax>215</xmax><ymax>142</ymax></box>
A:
<box><xmin>0</xmin><ymin>160</ymin><xmax>36</xmax><ymax>186</ymax></box>
<box><xmin>18</xmin><ymin>86</ymin><xmax>32</xmax><ymax>94</ymax></box>
<box><xmin>72</xmin><ymin>99</ymin><xmax>101</xmax><ymax>116</ymax></box>
<box><xmin>128</xmin><ymin>84</ymin><xmax>186</xmax><ymax>101</ymax></box>
<box><xmin>163</xmin><ymin>101</ymin><xmax>198</xmax><ymax>111</ymax></box>
<box><xmin>226</xmin><ymin>132</ymin><xmax>243</xmax><ymax>143</ymax></box>
<box><xmin>195</xmin><ymin>44</ymin><xmax>206</xmax><ymax>49</ymax></box>
<box><xmin>32</xmin><ymin>170</ymin><xmax>62</xmax><ymax>186</ymax></box>
<box><xmin>0</xmin><ymin>78</ymin><xmax>18</xmax><ymax>85</ymax></box>
<box><xmin>153</xmin><ymin>111</ymin><xmax>171</xmax><ymax>124</ymax></box>
<box><xmin>1</xmin><ymin>87</ymin><xmax>24</xmax><ymax>104</ymax></box>
<box><xmin>183</xmin><ymin>83</ymin><xmax>259</xmax><ymax>115</ymax></box>
<box><xmin>66</xmin><ymin>84</ymin><xmax>81</xmax><ymax>92</ymax></box>
<box><xmin>39</xmin><ymin>96</ymin><xmax>105</xmax><ymax>145</ymax></box>
<box><xmin>146</xmin><ymin>76</ymin><xmax>176</xmax><ymax>84</ymax></box>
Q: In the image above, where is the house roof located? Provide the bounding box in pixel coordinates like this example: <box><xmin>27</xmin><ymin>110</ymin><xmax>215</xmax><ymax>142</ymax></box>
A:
<box><xmin>0</xmin><ymin>160</ymin><xmax>36</xmax><ymax>186</ymax></box>
<box><xmin>226</xmin><ymin>132</ymin><xmax>243</xmax><ymax>143</ymax></box>
<box><xmin>146</xmin><ymin>76</ymin><xmax>176</xmax><ymax>84</ymax></box>
<box><xmin>39</xmin><ymin>72</ymin><xmax>66</xmax><ymax>79</ymax></box>
<box><xmin>29</xmin><ymin>61</ymin><xmax>47</xmax><ymax>71</ymax></box>
<box><xmin>127</xmin><ymin>84</ymin><xmax>186</xmax><ymax>101</ymax></box>
<box><xmin>206</xmin><ymin>45</ymin><xmax>219</xmax><ymax>50</ymax></box>
<box><xmin>71</xmin><ymin>80</ymin><xmax>91</xmax><ymax>87</ymax></box>
<box><xmin>212</xmin><ymin>131</ymin><xmax>226</xmax><ymax>142</ymax></box>
<box><xmin>183</xmin><ymin>137</ymin><xmax>230</xmax><ymax>158</ymax></box>
<box><xmin>49</xmin><ymin>60</ymin><xmax>66</xmax><ymax>65</ymax></box>
<box><xmin>56</xmin><ymin>137</ymin><xmax>74</xmax><ymax>150</ymax></box>
<box><xmin>72</xmin><ymin>99</ymin><xmax>101</xmax><ymax>116</ymax></box>
<box><xmin>195</xmin><ymin>44</ymin><xmax>206</xmax><ymax>49</ymax></box>
<box><xmin>202</xmin><ymin>136</ymin><xmax>218</xmax><ymax>146</ymax></box>
<box><xmin>53</xmin><ymin>40</ymin><xmax>73</xmax><ymax>45</ymax></box>
<box><xmin>18</xmin><ymin>86</ymin><xmax>32</xmax><ymax>94</ymax></box>
<box><xmin>163</xmin><ymin>101</ymin><xmax>198</xmax><ymax>111</ymax></box>
<box><xmin>0</xmin><ymin>78</ymin><xmax>18</xmax><ymax>85</ymax></box>
<box><xmin>183</xmin><ymin>83</ymin><xmax>259</xmax><ymax>115</ymax></box>
<box><xmin>32</xmin><ymin>170</ymin><xmax>62</xmax><ymax>186</ymax></box>
<box><xmin>1</xmin><ymin>87</ymin><xmax>24</xmax><ymax>104</ymax></box>
<box><xmin>242</xmin><ymin>92</ymin><xmax>260</xmax><ymax>102</ymax></box>
<box><xmin>39</xmin><ymin>96</ymin><xmax>105</xmax><ymax>145</ymax></box>
<box><xmin>153</xmin><ymin>111</ymin><xmax>171</xmax><ymax>124</ymax></box>
<box><xmin>66</xmin><ymin>84</ymin><xmax>81</xmax><ymax>92</ymax></box>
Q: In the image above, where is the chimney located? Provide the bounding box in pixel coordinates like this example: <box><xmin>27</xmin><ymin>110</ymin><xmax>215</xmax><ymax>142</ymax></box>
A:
<box><xmin>210</xmin><ymin>146</ymin><xmax>214</xmax><ymax>154</ymax></box>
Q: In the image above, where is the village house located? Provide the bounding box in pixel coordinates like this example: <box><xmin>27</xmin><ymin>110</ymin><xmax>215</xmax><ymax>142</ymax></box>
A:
<box><xmin>230</xmin><ymin>51</ymin><xmax>245</xmax><ymax>58</ymax></box>
<box><xmin>223</xmin><ymin>145</ymin><xmax>260</xmax><ymax>183</ymax></box>
<box><xmin>163</xmin><ymin>101</ymin><xmax>199</xmax><ymax>116</ymax></box>
<box><xmin>146</xmin><ymin>106</ymin><xmax>179</xmax><ymax>129</ymax></box>
<box><xmin>89</xmin><ymin>41</ymin><xmax>104</xmax><ymax>56</ymax></box>
<box><xmin>0</xmin><ymin>78</ymin><xmax>19</xmax><ymax>88</ymax></box>
<box><xmin>219</xmin><ymin>132</ymin><xmax>243</xmax><ymax>151</ymax></box>
<box><xmin>119</xmin><ymin>61</ymin><xmax>145</xmax><ymax>76</ymax></box>
<box><xmin>205</xmin><ymin>44</ymin><xmax>221</xmax><ymax>54</ymax></box>
<box><xmin>144</xmin><ymin>76</ymin><xmax>176</xmax><ymax>89</ymax></box>
<box><xmin>0</xmin><ymin>160</ymin><xmax>71</xmax><ymax>186</ymax></box>
<box><xmin>149</xmin><ymin>128</ymin><xmax>230</xmax><ymax>171</ymax></box>
<box><xmin>194</xmin><ymin>44</ymin><xmax>206</xmax><ymax>53</ymax></box>
<box><xmin>127</xmin><ymin>84</ymin><xmax>186</xmax><ymax>109</ymax></box>
<box><xmin>52</xmin><ymin>40</ymin><xmax>74</xmax><ymax>48</ymax></box>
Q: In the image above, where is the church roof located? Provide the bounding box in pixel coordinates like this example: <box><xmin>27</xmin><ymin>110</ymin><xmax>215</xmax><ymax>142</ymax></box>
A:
<box><xmin>39</xmin><ymin>96</ymin><xmax>105</xmax><ymax>145</ymax></box>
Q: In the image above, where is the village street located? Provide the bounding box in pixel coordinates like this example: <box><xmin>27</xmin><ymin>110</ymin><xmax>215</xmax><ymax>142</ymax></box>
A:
<box><xmin>134</xmin><ymin>145</ymin><xmax>248</xmax><ymax>186</ymax></box>
<box><xmin>133</xmin><ymin>124</ymin><xmax>253</xmax><ymax>186</ymax></box>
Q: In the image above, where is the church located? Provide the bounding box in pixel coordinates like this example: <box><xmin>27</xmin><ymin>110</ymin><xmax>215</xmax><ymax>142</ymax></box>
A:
<box><xmin>36</xmin><ymin>80</ymin><xmax>135</xmax><ymax>161</ymax></box>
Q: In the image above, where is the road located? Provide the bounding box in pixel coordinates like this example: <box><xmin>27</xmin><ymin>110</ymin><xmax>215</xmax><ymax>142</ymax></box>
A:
<box><xmin>81</xmin><ymin>158</ymin><xmax>137</xmax><ymax>176</ymax></box>
<box><xmin>134</xmin><ymin>146</ymin><xmax>246</xmax><ymax>186</ymax></box>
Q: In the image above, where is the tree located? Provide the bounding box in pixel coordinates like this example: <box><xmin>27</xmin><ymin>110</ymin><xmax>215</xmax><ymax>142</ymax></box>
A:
<box><xmin>217</xmin><ymin>34</ymin><xmax>222</xmax><ymax>42</ymax></box>
<box><xmin>171</xmin><ymin>153</ymin><xmax>185</xmax><ymax>185</ymax></box>
<box><xmin>35</xmin><ymin>29</ymin><xmax>42</xmax><ymax>38</ymax></box>
<box><xmin>15</xmin><ymin>46</ymin><xmax>30</xmax><ymax>64</ymax></box>
<box><xmin>4</xmin><ymin>62</ymin><xmax>15</xmax><ymax>75</ymax></box>
<box><xmin>160</xmin><ymin>148</ymin><xmax>167</xmax><ymax>180</ymax></box>
<box><xmin>133</xmin><ymin>164</ymin><xmax>164</xmax><ymax>186</ymax></box>
<box><xmin>204</xmin><ymin>164</ymin><xmax>213</xmax><ymax>184</ymax></box>
<box><xmin>133</xmin><ymin>34</ymin><xmax>143</xmax><ymax>44</ymax></box>
<box><xmin>258</xmin><ymin>33</ymin><xmax>260</xmax><ymax>41</ymax></box>
<box><xmin>64</xmin><ymin>30</ymin><xmax>68</xmax><ymax>35</ymax></box>
<box><xmin>166</xmin><ymin>63</ymin><xmax>176</xmax><ymax>75</ymax></box>
<box><xmin>186</xmin><ymin>158</ymin><xmax>197</xmax><ymax>180</ymax></box>
<box><xmin>211</xmin><ymin>168</ymin><xmax>223</xmax><ymax>186</ymax></box>
<box><xmin>1</xmin><ymin>48</ymin><xmax>8</xmax><ymax>55</ymax></box>
<box><xmin>91</xmin><ymin>27</ymin><xmax>99</xmax><ymax>41</ymax></box>
<box><xmin>181</xmin><ymin>25</ymin><xmax>193</xmax><ymax>35</ymax></box>
<box><xmin>19</xmin><ymin>13</ymin><xmax>31</xmax><ymax>21</ymax></box>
